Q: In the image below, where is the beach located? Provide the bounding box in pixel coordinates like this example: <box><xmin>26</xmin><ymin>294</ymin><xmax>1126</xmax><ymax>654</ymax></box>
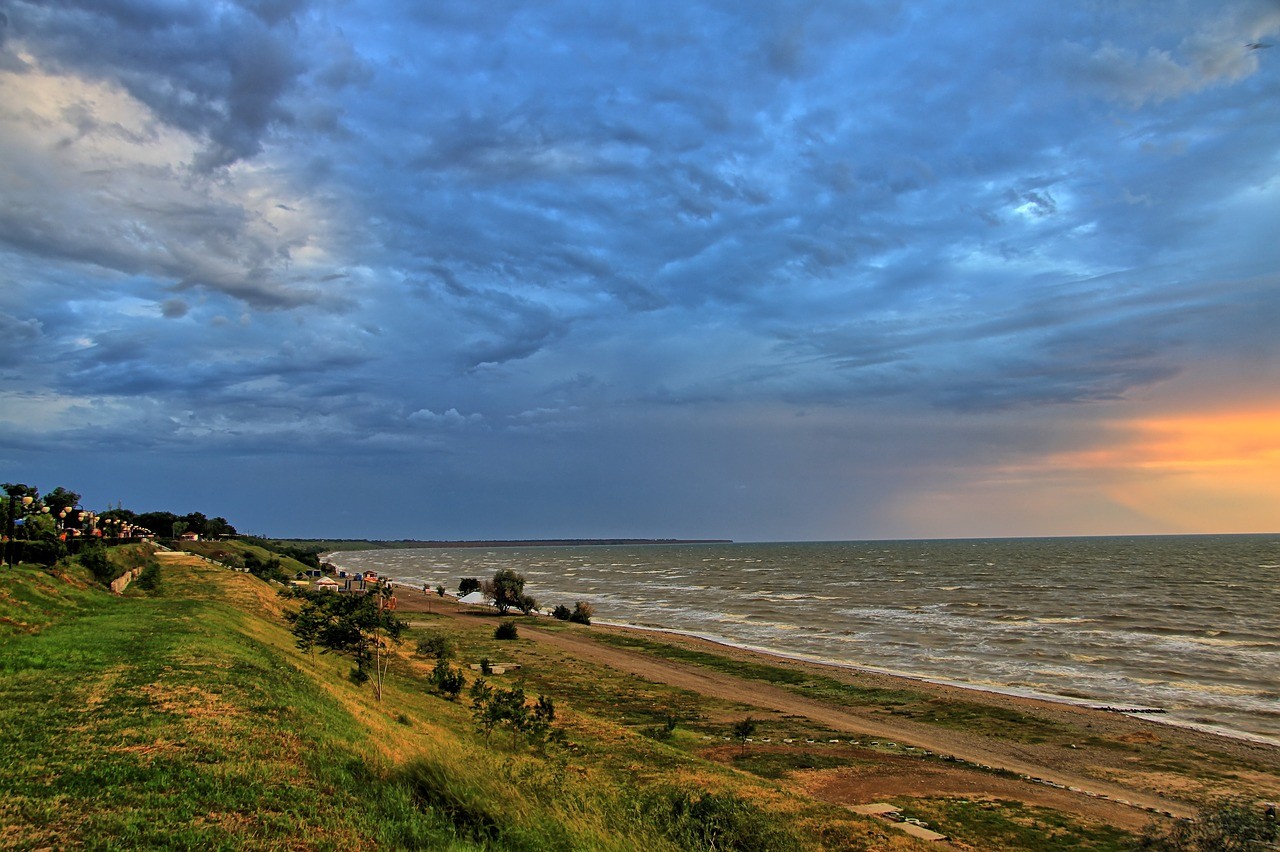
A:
<box><xmin>328</xmin><ymin>536</ymin><xmax>1280</xmax><ymax>744</ymax></box>
<box><xmin>385</xmin><ymin>581</ymin><xmax>1280</xmax><ymax>832</ymax></box>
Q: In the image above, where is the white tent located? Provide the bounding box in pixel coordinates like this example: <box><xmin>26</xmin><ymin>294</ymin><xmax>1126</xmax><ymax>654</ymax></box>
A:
<box><xmin>457</xmin><ymin>591</ymin><xmax>489</xmax><ymax>605</ymax></box>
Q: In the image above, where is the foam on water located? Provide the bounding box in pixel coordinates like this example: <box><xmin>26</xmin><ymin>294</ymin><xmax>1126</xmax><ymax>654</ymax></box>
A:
<box><xmin>328</xmin><ymin>534</ymin><xmax>1280</xmax><ymax>743</ymax></box>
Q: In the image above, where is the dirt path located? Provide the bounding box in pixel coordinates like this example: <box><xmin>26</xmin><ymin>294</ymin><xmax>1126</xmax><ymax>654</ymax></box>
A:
<box><xmin>521</xmin><ymin>623</ymin><xmax>1186</xmax><ymax>829</ymax></box>
<box><xmin>391</xmin><ymin>585</ymin><xmax>1280</xmax><ymax>831</ymax></box>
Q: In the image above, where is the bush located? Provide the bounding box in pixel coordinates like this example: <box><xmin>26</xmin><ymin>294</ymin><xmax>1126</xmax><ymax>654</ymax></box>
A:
<box><xmin>638</xmin><ymin>788</ymin><xmax>798</xmax><ymax>852</ymax></box>
<box><xmin>517</xmin><ymin>593</ymin><xmax>538</xmax><ymax>615</ymax></box>
<box><xmin>135</xmin><ymin>560</ymin><xmax>162</xmax><ymax>592</ymax></box>
<box><xmin>569</xmin><ymin>601</ymin><xmax>594</xmax><ymax>625</ymax></box>
<box><xmin>79</xmin><ymin>545</ymin><xmax>115</xmax><ymax>584</ymax></box>
<box><xmin>430</xmin><ymin>659</ymin><xmax>465</xmax><ymax>700</ymax></box>
<box><xmin>646</xmin><ymin>711</ymin><xmax>681</xmax><ymax>742</ymax></box>
<box><xmin>436</xmin><ymin>584</ymin><xmax>445</xmax><ymax>597</ymax></box>
<box><xmin>244</xmin><ymin>551</ymin><xmax>289</xmax><ymax>583</ymax></box>
<box><xmin>416</xmin><ymin>633</ymin><xmax>455</xmax><ymax>660</ymax></box>
<box><xmin>551</xmin><ymin>604</ymin><xmax>571</xmax><ymax>621</ymax></box>
<box><xmin>458</xmin><ymin>577</ymin><xmax>481</xmax><ymax>595</ymax></box>
<box><xmin>19</xmin><ymin>538</ymin><xmax>66</xmax><ymax>568</ymax></box>
<box><xmin>731</xmin><ymin>716</ymin><xmax>758</xmax><ymax>755</ymax></box>
<box><xmin>494</xmin><ymin>621</ymin><xmax>518</xmax><ymax>641</ymax></box>
<box><xmin>469</xmin><ymin>681</ymin><xmax>557</xmax><ymax>749</ymax></box>
<box><xmin>1137</xmin><ymin>796</ymin><xmax>1279</xmax><ymax>850</ymax></box>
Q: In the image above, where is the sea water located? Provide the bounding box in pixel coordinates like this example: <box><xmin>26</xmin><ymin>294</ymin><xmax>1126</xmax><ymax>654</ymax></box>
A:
<box><xmin>327</xmin><ymin>535</ymin><xmax>1280</xmax><ymax>743</ymax></box>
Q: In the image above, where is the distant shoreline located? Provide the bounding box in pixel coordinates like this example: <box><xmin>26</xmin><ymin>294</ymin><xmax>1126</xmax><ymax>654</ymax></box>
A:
<box><xmin>284</xmin><ymin>538</ymin><xmax>733</xmax><ymax>550</ymax></box>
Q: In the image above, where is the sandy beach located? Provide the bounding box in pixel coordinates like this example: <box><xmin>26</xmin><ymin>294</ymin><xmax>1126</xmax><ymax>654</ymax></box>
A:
<box><xmin>388</xmin><ymin>581</ymin><xmax>1280</xmax><ymax>832</ymax></box>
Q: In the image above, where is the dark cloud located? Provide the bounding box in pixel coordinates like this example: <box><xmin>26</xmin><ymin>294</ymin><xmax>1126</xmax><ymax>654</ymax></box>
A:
<box><xmin>0</xmin><ymin>312</ymin><xmax>43</xmax><ymax>367</ymax></box>
<box><xmin>1</xmin><ymin>0</ymin><xmax>1277</xmax><ymax>538</ymax></box>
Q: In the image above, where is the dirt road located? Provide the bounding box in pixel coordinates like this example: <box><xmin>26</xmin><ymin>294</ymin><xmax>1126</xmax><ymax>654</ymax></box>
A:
<box><xmin>393</xmin><ymin>585</ymin><xmax>1280</xmax><ymax>831</ymax></box>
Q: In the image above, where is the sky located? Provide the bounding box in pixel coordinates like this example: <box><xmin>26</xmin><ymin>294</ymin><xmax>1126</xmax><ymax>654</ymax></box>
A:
<box><xmin>1</xmin><ymin>0</ymin><xmax>1278</xmax><ymax>541</ymax></box>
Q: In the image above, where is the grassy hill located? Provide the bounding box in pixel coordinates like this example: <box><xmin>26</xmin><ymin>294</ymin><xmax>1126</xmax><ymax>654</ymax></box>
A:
<box><xmin>12</xmin><ymin>548</ymin><xmax>1265</xmax><ymax>849</ymax></box>
<box><xmin>0</xmin><ymin>554</ymin><xmax>917</xmax><ymax>850</ymax></box>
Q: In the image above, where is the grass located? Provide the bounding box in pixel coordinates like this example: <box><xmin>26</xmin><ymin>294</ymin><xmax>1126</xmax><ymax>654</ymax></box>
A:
<box><xmin>589</xmin><ymin>631</ymin><xmax>1074</xmax><ymax>743</ymax></box>
<box><xmin>900</xmin><ymin>798</ymin><xmax>1135</xmax><ymax>851</ymax></box>
<box><xmin>0</xmin><ymin>558</ymin><xmax>894</xmax><ymax>850</ymax></box>
<box><xmin>887</xmin><ymin>700</ymin><xmax>1066</xmax><ymax>744</ymax></box>
<box><xmin>175</xmin><ymin>538</ymin><xmax>314</xmax><ymax>577</ymax></box>
<box><xmin>10</xmin><ymin>555</ymin><xmax>1220</xmax><ymax>850</ymax></box>
<box><xmin>731</xmin><ymin>750</ymin><xmax>856</xmax><ymax>780</ymax></box>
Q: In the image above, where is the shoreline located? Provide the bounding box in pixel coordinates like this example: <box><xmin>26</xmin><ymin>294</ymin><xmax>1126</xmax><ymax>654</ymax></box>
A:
<box><xmin>386</xmin><ymin>581</ymin><xmax>1280</xmax><ymax>826</ymax></box>
<box><xmin>594</xmin><ymin>618</ymin><xmax>1280</xmax><ymax>749</ymax></box>
<box><xmin>377</xmin><ymin>574</ymin><xmax>1280</xmax><ymax>749</ymax></box>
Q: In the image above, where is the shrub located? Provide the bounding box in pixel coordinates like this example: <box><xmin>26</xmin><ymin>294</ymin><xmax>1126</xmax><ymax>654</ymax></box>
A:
<box><xmin>479</xmin><ymin>657</ymin><xmax>492</xmax><ymax>676</ymax></box>
<box><xmin>458</xmin><ymin>577</ymin><xmax>481</xmax><ymax>595</ymax></box>
<box><xmin>551</xmin><ymin>604</ymin><xmax>571</xmax><ymax>621</ymax></box>
<box><xmin>80</xmin><ymin>545</ymin><xmax>115</xmax><ymax>585</ymax></box>
<box><xmin>646</xmin><ymin>711</ymin><xmax>681</xmax><ymax>741</ymax></box>
<box><xmin>569</xmin><ymin>601</ymin><xmax>594</xmax><ymax>625</ymax></box>
<box><xmin>517</xmin><ymin>593</ymin><xmax>538</xmax><ymax>615</ymax></box>
<box><xmin>638</xmin><ymin>788</ymin><xmax>798</xmax><ymax>852</ymax></box>
<box><xmin>436</xmin><ymin>584</ymin><xmax>445</xmax><ymax>597</ymax></box>
<box><xmin>469</xmin><ymin>681</ymin><xmax>557</xmax><ymax>749</ymax></box>
<box><xmin>1137</xmin><ymin>796</ymin><xmax>1279</xmax><ymax>850</ymax></box>
<box><xmin>244</xmin><ymin>551</ymin><xmax>289</xmax><ymax>583</ymax></box>
<box><xmin>430</xmin><ymin>659</ymin><xmax>465</xmax><ymax>700</ymax></box>
<box><xmin>494</xmin><ymin>621</ymin><xmax>518</xmax><ymax>640</ymax></box>
<box><xmin>20</xmin><ymin>538</ymin><xmax>66</xmax><ymax>568</ymax></box>
<box><xmin>416</xmin><ymin>633</ymin><xmax>455</xmax><ymax>660</ymax></box>
<box><xmin>731</xmin><ymin>717</ymin><xmax>758</xmax><ymax>755</ymax></box>
<box><xmin>135</xmin><ymin>560</ymin><xmax>162</xmax><ymax>592</ymax></box>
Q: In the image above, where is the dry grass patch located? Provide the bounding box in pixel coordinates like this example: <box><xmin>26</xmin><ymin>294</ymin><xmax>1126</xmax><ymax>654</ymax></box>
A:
<box><xmin>140</xmin><ymin>682</ymin><xmax>243</xmax><ymax>721</ymax></box>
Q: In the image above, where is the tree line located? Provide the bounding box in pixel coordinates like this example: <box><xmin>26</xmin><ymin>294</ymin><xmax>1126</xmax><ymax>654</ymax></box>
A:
<box><xmin>2</xmin><ymin>480</ymin><xmax>238</xmax><ymax>567</ymax></box>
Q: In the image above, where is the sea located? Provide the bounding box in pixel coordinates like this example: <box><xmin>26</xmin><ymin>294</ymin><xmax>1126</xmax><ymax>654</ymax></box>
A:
<box><xmin>326</xmin><ymin>535</ymin><xmax>1280</xmax><ymax>744</ymax></box>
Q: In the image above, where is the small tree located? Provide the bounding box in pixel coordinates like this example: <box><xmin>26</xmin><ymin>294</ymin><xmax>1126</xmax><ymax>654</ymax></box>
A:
<box><xmin>430</xmin><ymin>659</ymin><xmax>465</xmax><ymax>700</ymax></box>
<box><xmin>551</xmin><ymin>604</ymin><xmax>571</xmax><ymax>621</ymax></box>
<box><xmin>469</xmin><ymin>679</ymin><xmax>499</xmax><ymax>741</ymax></box>
<box><xmin>530</xmin><ymin>696</ymin><xmax>556</xmax><ymax>738</ymax></box>
<box><xmin>286</xmin><ymin>582</ymin><xmax>406</xmax><ymax>701</ymax></box>
<box><xmin>469</xmin><ymin>683</ymin><xmax>557</xmax><ymax>750</ymax></box>
<box><xmin>490</xmin><ymin>568</ymin><xmax>526</xmax><ymax>614</ymax></box>
<box><xmin>494</xmin><ymin>621</ymin><xmax>518</xmax><ymax>640</ymax></box>
<box><xmin>517</xmin><ymin>593</ymin><xmax>538</xmax><ymax>615</ymax></box>
<box><xmin>458</xmin><ymin>577</ymin><xmax>481</xmax><ymax>595</ymax></box>
<box><xmin>731</xmin><ymin>717</ymin><xmax>758</xmax><ymax>756</ymax></box>
<box><xmin>569</xmin><ymin>601</ymin><xmax>594</xmax><ymax>625</ymax></box>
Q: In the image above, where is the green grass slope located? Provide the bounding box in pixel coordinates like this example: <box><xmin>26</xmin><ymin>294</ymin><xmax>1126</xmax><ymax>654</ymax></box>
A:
<box><xmin>0</xmin><ymin>557</ymin><xmax>913</xmax><ymax>851</ymax></box>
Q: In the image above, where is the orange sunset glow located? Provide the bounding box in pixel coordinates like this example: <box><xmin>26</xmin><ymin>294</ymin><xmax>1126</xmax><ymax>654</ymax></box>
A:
<box><xmin>899</xmin><ymin>406</ymin><xmax>1280</xmax><ymax>538</ymax></box>
<box><xmin>1027</xmin><ymin>406</ymin><xmax>1280</xmax><ymax>534</ymax></box>
<box><xmin>1096</xmin><ymin>407</ymin><xmax>1280</xmax><ymax>532</ymax></box>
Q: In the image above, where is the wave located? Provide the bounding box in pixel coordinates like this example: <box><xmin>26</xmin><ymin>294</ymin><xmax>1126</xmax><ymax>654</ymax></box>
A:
<box><xmin>328</xmin><ymin>536</ymin><xmax>1280</xmax><ymax>741</ymax></box>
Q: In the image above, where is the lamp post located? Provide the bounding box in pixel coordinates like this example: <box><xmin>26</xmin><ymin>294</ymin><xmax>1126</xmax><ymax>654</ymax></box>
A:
<box><xmin>5</xmin><ymin>496</ymin><xmax>34</xmax><ymax>565</ymax></box>
<box><xmin>2</xmin><ymin>496</ymin><xmax>10</xmax><ymax>568</ymax></box>
<box><xmin>19</xmin><ymin>497</ymin><xmax>34</xmax><ymax>545</ymax></box>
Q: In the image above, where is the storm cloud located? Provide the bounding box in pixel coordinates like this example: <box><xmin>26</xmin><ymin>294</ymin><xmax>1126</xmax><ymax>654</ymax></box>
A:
<box><xmin>1</xmin><ymin>0</ymin><xmax>1277</xmax><ymax>539</ymax></box>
